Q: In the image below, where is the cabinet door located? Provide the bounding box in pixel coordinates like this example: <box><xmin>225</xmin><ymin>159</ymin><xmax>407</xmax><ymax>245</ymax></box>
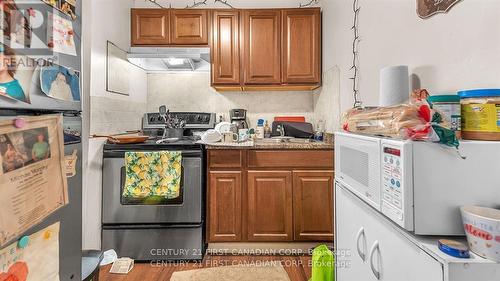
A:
<box><xmin>242</xmin><ymin>10</ymin><xmax>281</xmax><ymax>85</ymax></box>
<box><xmin>209</xmin><ymin>171</ymin><xmax>242</xmax><ymax>242</ymax></box>
<box><xmin>282</xmin><ymin>9</ymin><xmax>321</xmax><ymax>84</ymax></box>
<box><xmin>211</xmin><ymin>10</ymin><xmax>240</xmax><ymax>85</ymax></box>
<box><xmin>170</xmin><ymin>9</ymin><xmax>208</xmax><ymax>45</ymax></box>
<box><xmin>247</xmin><ymin>171</ymin><xmax>293</xmax><ymax>241</ymax></box>
<box><xmin>293</xmin><ymin>171</ymin><xmax>334</xmax><ymax>241</ymax></box>
<box><xmin>131</xmin><ymin>9</ymin><xmax>170</xmax><ymax>45</ymax></box>
<box><xmin>336</xmin><ymin>185</ymin><xmax>443</xmax><ymax>281</ymax></box>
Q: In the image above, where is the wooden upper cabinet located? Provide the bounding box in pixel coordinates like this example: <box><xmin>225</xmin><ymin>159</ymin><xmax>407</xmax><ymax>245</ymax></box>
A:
<box><xmin>131</xmin><ymin>9</ymin><xmax>170</xmax><ymax>45</ymax></box>
<box><xmin>293</xmin><ymin>171</ymin><xmax>334</xmax><ymax>241</ymax></box>
<box><xmin>170</xmin><ymin>9</ymin><xmax>208</xmax><ymax>45</ymax></box>
<box><xmin>247</xmin><ymin>171</ymin><xmax>293</xmax><ymax>241</ymax></box>
<box><xmin>211</xmin><ymin>10</ymin><xmax>240</xmax><ymax>85</ymax></box>
<box><xmin>242</xmin><ymin>10</ymin><xmax>282</xmax><ymax>85</ymax></box>
<box><xmin>282</xmin><ymin>8</ymin><xmax>321</xmax><ymax>84</ymax></box>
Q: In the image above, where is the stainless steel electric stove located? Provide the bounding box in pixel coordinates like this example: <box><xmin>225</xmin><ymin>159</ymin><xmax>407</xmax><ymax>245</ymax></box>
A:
<box><xmin>101</xmin><ymin>112</ymin><xmax>215</xmax><ymax>261</ymax></box>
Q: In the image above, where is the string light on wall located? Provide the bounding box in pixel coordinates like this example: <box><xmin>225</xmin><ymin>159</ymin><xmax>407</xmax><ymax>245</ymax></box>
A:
<box><xmin>299</xmin><ymin>0</ymin><xmax>320</xmax><ymax>8</ymax></box>
<box><xmin>214</xmin><ymin>0</ymin><xmax>235</xmax><ymax>9</ymax></box>
<box><xmin>185</xmin><ymin>0</ymin><xmax>208</xmax><ymax>8</ymax></box>
<box><xmin>145</xmin><ymin>0</ymin><xmax>169</xmax><ymax>8</ymax></box>
<box><xmin>350</xmin><ymin>0</ymin><xmax>362</xmax><ymax>108</ymax></box>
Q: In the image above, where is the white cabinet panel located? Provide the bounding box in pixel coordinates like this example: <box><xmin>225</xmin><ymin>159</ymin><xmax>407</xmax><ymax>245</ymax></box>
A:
<box><xmin>336</xmin><ymin>184</ymin><xmax>443</xmax><ymax>281</ymax></box>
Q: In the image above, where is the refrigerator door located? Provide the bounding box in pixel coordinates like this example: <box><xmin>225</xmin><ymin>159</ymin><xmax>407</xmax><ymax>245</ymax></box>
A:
<box><xmin>0</xmin><ymin>113</ymin><xmax>82</xmax><ymax>280</ymax></box>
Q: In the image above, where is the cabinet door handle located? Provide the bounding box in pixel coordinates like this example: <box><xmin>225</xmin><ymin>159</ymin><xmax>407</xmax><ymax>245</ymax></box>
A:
<box><xmin>355</xmin><ymin>227</ymin><xmax>366</xmax><ymax>261</ymax></box>
<box><xmin>369</xmin><ymin>241</ymin><xmax>381</xmax><ymax>280</ymax></box>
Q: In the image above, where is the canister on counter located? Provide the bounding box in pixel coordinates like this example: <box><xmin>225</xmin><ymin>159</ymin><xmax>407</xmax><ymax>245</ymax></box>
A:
<box><xmin>458</xmin><ymin>89</ymin><xmax>500</xmax><ymax>141</ymax></box>
<box><xmin>427</xmin><ymin>94</ymin><xmax>461</xmax><ymax>138</ymax></box>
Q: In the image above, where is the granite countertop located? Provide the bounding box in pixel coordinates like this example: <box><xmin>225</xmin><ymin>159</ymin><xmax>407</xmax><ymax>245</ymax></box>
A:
<box><xmin>205</xmin><ymin>139</ymin><xmax>334</xmax><ymax>150</ymax></box>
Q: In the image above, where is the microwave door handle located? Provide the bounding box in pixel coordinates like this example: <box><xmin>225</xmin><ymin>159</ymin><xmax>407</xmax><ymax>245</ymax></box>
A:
<box><xmin>369</xmin><ymin>241</ymin><xmax>381</xmax><ymax>280</ymax></box>
<box><xmin>356</xmin><ymin>227</ymin><xmax>366</xmax><ymax>261</ymax></box>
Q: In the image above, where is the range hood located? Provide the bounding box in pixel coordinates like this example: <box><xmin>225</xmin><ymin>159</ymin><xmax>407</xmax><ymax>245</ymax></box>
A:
<box><xmin>127</xmin><ymin>47</ymin><xmax>210</xmax><ymax>73</ymax></box>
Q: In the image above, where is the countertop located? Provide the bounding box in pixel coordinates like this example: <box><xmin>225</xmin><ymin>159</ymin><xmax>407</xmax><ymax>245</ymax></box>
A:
<box><xmin>205</xmin><ymin>139</ymin><xmax>334</xmax><ymax>150</ymax></box>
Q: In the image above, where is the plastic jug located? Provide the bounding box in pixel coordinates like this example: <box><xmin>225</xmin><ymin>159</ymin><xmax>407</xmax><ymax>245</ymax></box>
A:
<box><xmin>310</xmin><ymin>245</ymin><xmax>334</xmax><ymax>281</ymax></box>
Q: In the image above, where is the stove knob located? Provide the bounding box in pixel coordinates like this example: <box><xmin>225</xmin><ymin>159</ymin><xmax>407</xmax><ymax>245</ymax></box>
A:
<box><xmin>203</xmin><ymin>115</ymin><xmax>210</xmax><ymax>122</ymax></box>
<box><xmin>197</xmin><ymin>115</ymin><xmax>203</xmax><ymax>122</ymax></box>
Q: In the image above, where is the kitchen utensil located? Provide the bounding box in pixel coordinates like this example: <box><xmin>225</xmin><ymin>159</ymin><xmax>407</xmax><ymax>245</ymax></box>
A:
<box><xmin>460</xmin><ymin>206</ymin><xmax>500</xmax><ymax>262</ymax></box>
<box><xmin>93</xmin><ymin>134</ymin><xmax>149</xmax><ymax>144</ymax></box>
<box><xmin>238</xmin><ymin>129</ymin><xmax>249</xmax><ymax>142</ymax></box>
<box><xmin>215</xmin><ymin>122</ymin><xmax>232</xmax><ymax>134</ymax></box>
<box><xmin>201</xmin><ymin>129</ymin><xmax>222</xmax><ymax>143</ymax></box>
<box><xmin>163</xmin><ymin>128</ymin><xmax>184</xmax><ymax>139</ymax></box>
<box><xmin>156</xmin><ymin>138</ymin><xmax>180</xmax><ymax>144</ymax></box>
<box><xmin>159</xmin><ymin>105</ymin><xmax>168</xmax><ymax>123</ymax></box>
<box><xmin>223</xmin><ymin>132</ymin><xmax>239</xmax><ymax>143</ymax></box>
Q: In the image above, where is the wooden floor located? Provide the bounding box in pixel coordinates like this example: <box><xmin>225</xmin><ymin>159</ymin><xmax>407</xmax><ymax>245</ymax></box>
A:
<box><xmin>99</xmin><ymin>255</ymin><xmax>312</xmax><ymax>281</ymax></box>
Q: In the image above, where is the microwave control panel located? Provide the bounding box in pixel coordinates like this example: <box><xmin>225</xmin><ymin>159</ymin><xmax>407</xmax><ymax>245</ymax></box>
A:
<box><xmin>381</xmin><ymin>140</ymin><xmax>414</xmax><ymax>231</ymax></box>
<box><xmin>382</xmin><ymin>146</ymin><xmax>403</xmax><ymax>210</ymax></box>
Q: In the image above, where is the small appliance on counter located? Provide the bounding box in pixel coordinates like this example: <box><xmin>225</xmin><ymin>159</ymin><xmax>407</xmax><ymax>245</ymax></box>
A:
<box><xmin>271</xmin><ymin>121</ymin><xmax>314</xmax><ymax>139</ymax></box>
<box><xmin>335</xmin><ymin>131</ymin><xmax>500</xmax><ymax>235</ymax></box>
<box><xmin>230</xmin><ymin>109</ymin><xmax>248</xmax><ymax>130</ymax></box>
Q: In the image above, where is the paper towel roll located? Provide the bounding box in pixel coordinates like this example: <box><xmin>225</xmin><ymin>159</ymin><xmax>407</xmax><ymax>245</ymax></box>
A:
<box><xmin>379</xmin><ymin>65</ymin><xmax>409</xmax><ymax>106</ymax></box>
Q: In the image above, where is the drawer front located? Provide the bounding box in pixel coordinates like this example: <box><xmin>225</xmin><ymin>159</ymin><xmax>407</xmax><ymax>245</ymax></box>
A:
<box><xmin>208</xmin><ymin>150</ymin><xmax>243</xmax><ymax>168</ymax></box>
<box><xmin>102</xmin><ymin>225</ymin><xmax>203</xmax><ymax>261</ymax></box>
<box><xmin>248</xmin><ymin>150</ymin><xmax>333</xmax><ymax>168</ymax></box>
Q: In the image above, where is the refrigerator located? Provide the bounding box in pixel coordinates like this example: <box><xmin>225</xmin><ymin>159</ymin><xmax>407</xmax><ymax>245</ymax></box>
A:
<box><xmin>0</xmin><ymin>0</ymin><xmax>82</xmax><ymax>280</ymax></box>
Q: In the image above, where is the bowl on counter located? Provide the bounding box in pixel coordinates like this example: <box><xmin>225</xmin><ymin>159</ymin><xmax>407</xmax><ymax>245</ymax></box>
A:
<box><xmin>460</xmin><ymin>206</ymin><xmax>500</xmax><ymax>262</ymax></box>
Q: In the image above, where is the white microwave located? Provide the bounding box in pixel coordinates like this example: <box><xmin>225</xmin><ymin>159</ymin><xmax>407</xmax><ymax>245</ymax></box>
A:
<box><xmin>335</xmin><ymin>132</ymin><xmax>500</xmax><ymax>235</ymax></box>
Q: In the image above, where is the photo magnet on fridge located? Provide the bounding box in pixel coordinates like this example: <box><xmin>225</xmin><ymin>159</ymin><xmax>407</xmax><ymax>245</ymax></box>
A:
<box><xmin>0</xmin><ymin>0</ymin><xmax>32</xmax><ymax>48</ymax></box>
<box><xmin>60</xmin><ymin>0</ymin><xmax>77</xmax><ymax>20</ymax></box>
<box><xmin>0</xmin><ymin>44</ymin><xmax>36</xmax><ymax>104</ymax></box>
<box><xmin>40</xmin><ymin>62</ymin><xmax>80</xmax><ymax>102</ymax></box>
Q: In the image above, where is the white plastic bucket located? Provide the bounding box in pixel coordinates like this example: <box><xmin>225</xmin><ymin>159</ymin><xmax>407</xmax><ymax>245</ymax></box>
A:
<box><xmin>460</xmin><ymin>206</ymin><xmax>500</xmax><ymax>262</ymax></box>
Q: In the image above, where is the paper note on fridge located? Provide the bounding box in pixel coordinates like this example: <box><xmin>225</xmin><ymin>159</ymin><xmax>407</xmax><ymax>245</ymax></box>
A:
<box><xmin>0</xmin><ymin>115</ymin><xmax>68</xmax><ymax>248</ymax></box>
<box><xmin>0</xmin><ymin>222</ymin><xmax>61</xmax><ymax>281</ymax></box>
<box><xmin>48</xmin><ymin>13</ymin><xmax>77</xmax><ymax>56</ymax></box>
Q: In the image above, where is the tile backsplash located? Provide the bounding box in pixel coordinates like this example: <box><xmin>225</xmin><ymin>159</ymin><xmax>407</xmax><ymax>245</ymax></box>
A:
<box><xmin>90</xmin><ymin>96</ymin><xmax>147</xmax><ymax>135</ymax></box>
<box><xmin>147</xmin><ymin>72</ymin><xmax>316</xmax><ymax>128</ymax></box>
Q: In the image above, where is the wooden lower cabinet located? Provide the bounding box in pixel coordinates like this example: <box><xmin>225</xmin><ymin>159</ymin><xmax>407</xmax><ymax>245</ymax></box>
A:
<box><xmin>247</xmin><ymin>171</ymin><xmax>293</xmax><ymax>241</ymax></box>
<box><xmin>293</xmin><ymin>171</ymin><xmax>334</xmax><ymax>241</ymax></box>
<box><xmin>209</xmin><ymin>171</ymin><xmax>242</xmax><ymax>242</ymax></box>
<box><xmin>207</xmin><ymin>149</ymin><xmax>334</xmax><ymax>243</ymax></box>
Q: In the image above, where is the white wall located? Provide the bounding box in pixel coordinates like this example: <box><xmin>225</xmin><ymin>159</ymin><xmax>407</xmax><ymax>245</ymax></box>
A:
<box><xmin>316</xmin><ymin>0</ymin><xmax>500</xmax><ymax>131</ymax></box>
<box><xmin>134</xmin><ymin>0</ymin><xmax>310</xmax><ymax>8</ymax></box>
<box><xmin>90</xmin><ymin>0</ymin><xmax>148</xmax><ymax>135</ymax></box>
<box><xmin>84</xmin><ymin>0</ymin><xmax>148</xmax><ymax>250</ymax></box>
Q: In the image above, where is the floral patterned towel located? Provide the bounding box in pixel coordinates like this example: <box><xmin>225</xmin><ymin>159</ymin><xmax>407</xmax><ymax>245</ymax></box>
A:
<box><xmin>123</xmin><ymin>151</ymin><xmax>182</xmax><ymax>199</ymax></box>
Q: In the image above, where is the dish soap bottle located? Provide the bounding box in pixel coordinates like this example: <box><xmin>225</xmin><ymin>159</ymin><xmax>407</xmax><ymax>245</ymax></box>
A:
<box><xmin>264</xmin><ymin>121</ymin><xmax>272</xmax><ymax>138</ymax></box>
<box><xmin>256</xmin><ymin>119</ymin><xmax>265</xmax><ymax>139</ymax></box>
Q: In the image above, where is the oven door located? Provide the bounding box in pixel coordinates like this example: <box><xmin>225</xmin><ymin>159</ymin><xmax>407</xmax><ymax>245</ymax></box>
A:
<box><xmin>335</xmin><ymin>132</ymin><xmax>381</xmax><ymax>210</ymax></box>
<box><xmin>102</xmin><ymin>150</ymin><xmax>203</xmax><ymax>224</ymax></box>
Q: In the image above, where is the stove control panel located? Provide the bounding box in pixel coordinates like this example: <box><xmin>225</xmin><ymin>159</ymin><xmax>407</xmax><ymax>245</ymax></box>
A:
<box><xmin>142</xmin><ymin>112</ymin><xmax>216</xmax><ymax>130</ymax></box>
